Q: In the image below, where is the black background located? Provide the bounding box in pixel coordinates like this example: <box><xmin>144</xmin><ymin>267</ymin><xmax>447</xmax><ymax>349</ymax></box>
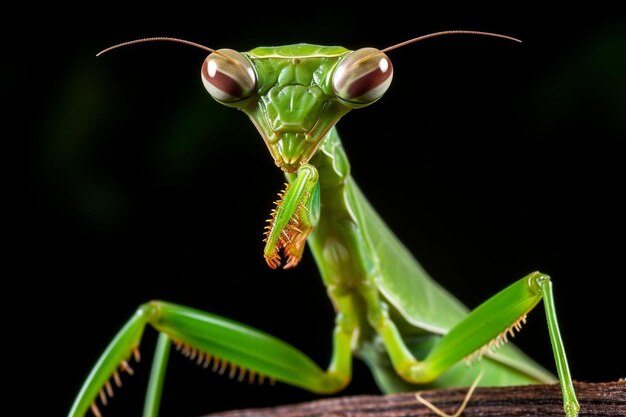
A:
<box><xmin>9</xmin><ymin>6</ymin><xmax>625</xmax><ymax>417</ymax></box>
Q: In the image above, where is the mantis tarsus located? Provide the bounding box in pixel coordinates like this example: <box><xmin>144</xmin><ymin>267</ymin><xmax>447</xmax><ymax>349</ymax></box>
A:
<box><xmin>70</xmin><ymin>31</ymin><xmax>580</xmax><ymax>417</ymax></box>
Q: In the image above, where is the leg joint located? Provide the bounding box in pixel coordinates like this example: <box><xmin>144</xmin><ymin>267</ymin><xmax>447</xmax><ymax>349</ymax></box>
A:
<box><xmin>335</xmin><ymin>312</ymin><xmax>356</xmax><ymax>333</ymax></box>
<box><xmin>139</xmin><ymin>300</ymin><xmax>163</xmax><ymax>323</ymax></box>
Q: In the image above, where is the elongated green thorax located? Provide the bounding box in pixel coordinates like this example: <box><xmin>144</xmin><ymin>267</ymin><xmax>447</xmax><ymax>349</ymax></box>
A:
<box><xmin>242</xmin><ymin>45</ymin><xmax>352</xmax><ymax>172</ymax></box>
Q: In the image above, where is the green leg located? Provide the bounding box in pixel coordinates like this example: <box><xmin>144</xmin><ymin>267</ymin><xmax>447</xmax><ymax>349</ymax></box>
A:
<box><xmin>540</xmin><ymin>277</ymin><xmax>579</xmax><ymax>417</ymax></box>
<box><xmin>143</xmin><ymin>333</ymin><xmax>171</xmax><ymax>417</ymax></box>
<box><xmin>359</xmin><ymin>272</ymin><xmax>579</xmax><ymax>417</ymax></box>
<box><xmin>68</xmin><ymin>300</ymin><xmax>352</xmax><ymax>417</ymax></box>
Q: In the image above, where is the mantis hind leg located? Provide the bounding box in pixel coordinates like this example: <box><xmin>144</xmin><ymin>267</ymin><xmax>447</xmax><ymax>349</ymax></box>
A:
<box><xmin>68</xmin><ymin>301</ymin><xmax>353</xmax><ymax>417</ymax></box>
<box><xmin>414</xmin><ymin>272</ymin><xmax>578</xmax><ymax>415</ymax></box>
<box><xmin>361</xmin><ymin>271</ymin><xmax>579</xmax><ymax>417</ymax></box>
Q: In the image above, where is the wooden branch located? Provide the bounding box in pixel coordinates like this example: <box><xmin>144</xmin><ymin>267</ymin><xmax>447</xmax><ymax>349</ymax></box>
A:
<box><xmin>204</xmin><ymin>381</ymin><xmax>625</xmax><ymax>416</ymax></box>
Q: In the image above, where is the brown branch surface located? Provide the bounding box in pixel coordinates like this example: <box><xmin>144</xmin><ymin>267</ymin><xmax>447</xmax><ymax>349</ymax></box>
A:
<box><xmin>204</xmin><ymin>381</ymin><xmax>625</xmax><ymax>417</ymax></box>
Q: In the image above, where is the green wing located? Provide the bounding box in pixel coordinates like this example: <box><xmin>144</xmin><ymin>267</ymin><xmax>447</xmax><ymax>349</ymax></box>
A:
<box><xmin>347</xmin><ymin>181</ymin><xmax>555</xmax><ymax>383</ymax></box>
<box><xmin>347</xmin><ymin>181</ymin><xmax>468</xmax><ymax>333</ymax></box>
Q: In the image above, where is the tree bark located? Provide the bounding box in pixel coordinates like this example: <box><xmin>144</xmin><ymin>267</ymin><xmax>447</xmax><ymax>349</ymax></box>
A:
<box><xmin>204</xmin><ymin>381</ymin><xmax>625</xmax><ymax>416</ymax></box>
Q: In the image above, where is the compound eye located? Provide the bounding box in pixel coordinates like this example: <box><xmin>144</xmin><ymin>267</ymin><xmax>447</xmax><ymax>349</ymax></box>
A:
<box><xmin>201</xmin><ymin>49</ymin><xmax>256</xmax><ymax>103</ymax></box>
<box><xmin>332</xmin><ymin>47</ymin><xmax>393</xmax><ymax>105</ymax></box>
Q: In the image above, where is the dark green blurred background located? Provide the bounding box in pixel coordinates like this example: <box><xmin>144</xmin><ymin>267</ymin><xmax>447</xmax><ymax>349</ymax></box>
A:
<box><xmin>10</xmin><ymin>6</ymin><xmax>625</xmax><ymax>417</ymax></box>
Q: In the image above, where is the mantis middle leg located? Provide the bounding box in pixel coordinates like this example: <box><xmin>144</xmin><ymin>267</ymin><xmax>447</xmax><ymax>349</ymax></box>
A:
<box><xmin>68</xmin><ymin>300</ymin><xmax>354</xmax><ymax>417</ymax></box>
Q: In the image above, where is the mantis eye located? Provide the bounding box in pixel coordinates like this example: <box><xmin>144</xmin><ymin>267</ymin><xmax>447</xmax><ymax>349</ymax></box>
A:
<box><xmin>201</xmin><ymin>49</ymin><xmax>256</xmax><ymax>103</ymax></box>
<box><xmin>332</xmin><ymin>48</ymin><xmax>393</xmax><ymax>105</ymax></box>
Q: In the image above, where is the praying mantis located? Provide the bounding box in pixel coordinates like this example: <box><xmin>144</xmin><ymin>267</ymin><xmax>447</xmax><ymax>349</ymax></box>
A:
<box><xmin>69</xmin><ymin>31</ymin><xmax>580</xmax><ymax>417</ymax></box>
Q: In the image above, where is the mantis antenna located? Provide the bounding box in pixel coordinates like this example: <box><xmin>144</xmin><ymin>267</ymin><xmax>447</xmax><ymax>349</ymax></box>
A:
<box><xmin>381</xmin><ymin>30</ymin><xmax>522</xmax><ymax>53</ymax></box>
<box><xmin>342</xmin><ymin>30</ymin><xmax>521</xmax><ymax>70</ymax></box>
<box><xmin>96</xmin><ymin>37</ymin><xmax>217</xmax><ymax>57</ymax></box>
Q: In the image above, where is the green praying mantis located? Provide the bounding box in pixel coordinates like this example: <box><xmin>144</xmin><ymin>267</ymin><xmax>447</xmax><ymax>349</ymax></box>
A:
<box><xmin>69</xmin><ymin>31</ymin><xmax>580</xmax><ymax>417</ymax></box>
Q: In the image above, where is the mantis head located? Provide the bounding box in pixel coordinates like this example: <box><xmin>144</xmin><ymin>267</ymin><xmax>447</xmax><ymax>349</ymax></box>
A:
<box><xmin>200</xmin><ymin>45</ymin><xmax>392</xmax><ymax>173</ymax></box>
<box><xmin>97</xmin><ymin>32</ymin><xmax>520</xmax><ymax>268</ymax></box>
<box><xmin>97</xmin><ymin>31</ymin><xmax>519</xmax><ymax>175</ymax></box>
